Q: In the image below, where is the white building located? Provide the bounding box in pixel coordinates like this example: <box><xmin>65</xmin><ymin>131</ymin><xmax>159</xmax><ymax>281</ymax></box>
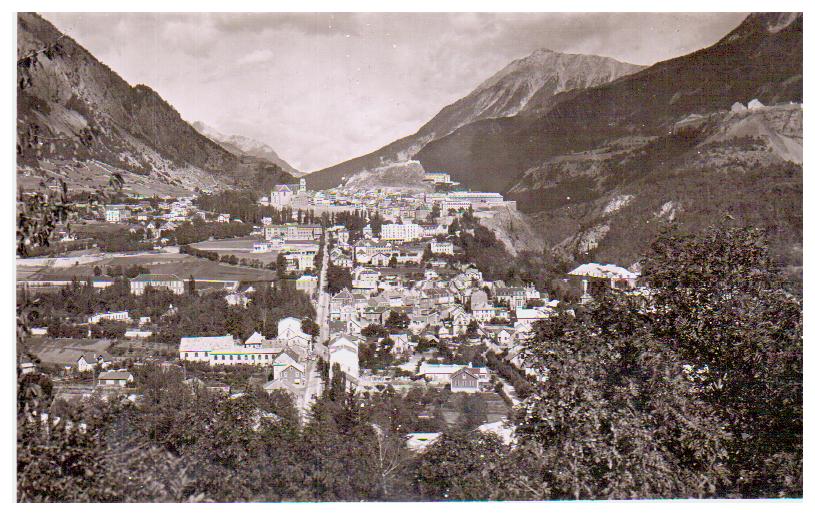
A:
<box><xmin>270</xmin><ymin>184</ymin><xmax>295</xmax><ymax>208</ymax></box>
<box><xmin>418</xmin><ymin>363</ymin><xmax>490</xmax><ymax>386</ymax></box>
<box><xmin>104</xmin><ymin>205</ymin><xmax>131</xmax><ymax>223</ymax></box>
<box><xmin>381</xmin><ymin>223</ymin><xmax>423</xmax><ymax>242</ymax></box>
<box><xmin>329</xmin><ymin>335</ymin><xmax>359</xmax><ymax>380</ymax></box>
<box><xmin>87</xmin><ymin>311</ymin><xmax>130</xmax><ymax>324</ymax></box>
<box><xmin>567</xmin><ymin>263</ymin><xmax>639</xmax><ymax>303</ymax></box>
<box><xmin>430</xmin><ymin>240</ymin><xmax>454</xmax><ymax>255</ymax></box>
<box><xmin>97</xmin><ymin>370</ymin><xmax>134</xmax><ymax>387</ymax></box>
<box><xmin>179</xmin><ymin>335</ymin><xmax>282</xmax><ymax>365</ymax></box>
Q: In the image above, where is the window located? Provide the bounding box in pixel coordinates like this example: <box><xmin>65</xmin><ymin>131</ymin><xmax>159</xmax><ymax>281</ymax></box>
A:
<box><xmin>194</xmin><ymin>352</ymin><xmax>199</xmax><ymax>358</ymax></box>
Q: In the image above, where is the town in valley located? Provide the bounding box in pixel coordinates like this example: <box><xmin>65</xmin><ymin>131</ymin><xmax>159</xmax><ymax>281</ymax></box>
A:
<box><xmin>15</xmin><ymin>11</ymin><xmax>803</xmax><ymax>504</ymax></box>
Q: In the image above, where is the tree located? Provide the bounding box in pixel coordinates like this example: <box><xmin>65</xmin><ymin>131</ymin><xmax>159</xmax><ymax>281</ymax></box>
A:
<box><xmin>387</xmin><ymin>255</ymin><xmax>398</xmax><ymax>268</ymax></box>
<box><xmin>448</xmin><ymin>218</ymin><xmax>460</xmax><ymax>235</ymax></box>
<box><xmin>642</xmin><ymin>224</ymin><xmax>802</xmax><ymax>498</ymax></box>
<box><xmin>361</xmin><ymin>324</ymin><xmax>388</xmax><ymax>339</ymax></box>
<box><xmin>415</xmin><ymin>431</ymin><xmax>509</xmax><ymax>500</ymax></box>
<box><xmin>385</xmin><ymin>311</ymin><xmax>409</xmax><ymax>330</ymax></box>
<box><xmin>326</xmin><ymin>265</ymin><xmax>352</xmax><ymax>294</ymax></box>
<box><xmin>276</xmin><ymin>253</ymin><xmax>288</xmax><ymax>273</ymax></box>
<box><xmin>301</xmin><ymin>318</ymin><xmax>319</xmax><ymax>337</ymax></box>
<box><xmin>512</xmin><ymin>223</ymin><xmax>802</xmax><ymax>500</ymax></box>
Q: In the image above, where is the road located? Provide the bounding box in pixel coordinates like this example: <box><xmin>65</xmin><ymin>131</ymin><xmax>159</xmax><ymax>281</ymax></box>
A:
<box><xmin>298</xmin><ymin>237</ymin><xmax>331</xmax><ymax>424</ymax></box>
<box><xmin>314</xmin><ymin>238</ymin><xmax>331</xmax><ymax>360</ymax></box>
<box><xmin>299</xmin><ymin>359</ymin><xmax>323</xmax><ymax>424</ymax></box>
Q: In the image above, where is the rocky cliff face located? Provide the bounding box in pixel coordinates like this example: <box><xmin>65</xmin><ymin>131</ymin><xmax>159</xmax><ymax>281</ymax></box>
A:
<box><xmin>16</xmin><ymin>13</ymin><xmax>251</xmax><ymax>195</ymax></box>
<box><xmin>307</xmin><ymin>49</ymin><xmax>643</xmax><ymax>190</ymax></box>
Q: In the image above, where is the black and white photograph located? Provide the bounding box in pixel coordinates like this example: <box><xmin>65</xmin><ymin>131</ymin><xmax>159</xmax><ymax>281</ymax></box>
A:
<box><xmin>9</xmin><ymin>2</ymin><xmax>808</xmax><ymax>508</ymax></box>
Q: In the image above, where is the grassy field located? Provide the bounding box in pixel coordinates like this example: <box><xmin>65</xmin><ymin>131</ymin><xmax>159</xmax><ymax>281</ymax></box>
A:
<box><xmin>19</xmin><ymin>253</ymin><xmax>276</xmax><ymax>282</ymax></box>
<box><xmin>190</xmin><ymin>237</ymin><xmax>280</xmax><ymax>265</ymax></box>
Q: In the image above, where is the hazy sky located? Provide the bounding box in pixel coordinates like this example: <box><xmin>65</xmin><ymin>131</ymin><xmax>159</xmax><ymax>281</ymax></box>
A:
<box><xmin>42</xmin><ymin>12</ymin><xmax>747</xmax><ymax>172</ymax></box>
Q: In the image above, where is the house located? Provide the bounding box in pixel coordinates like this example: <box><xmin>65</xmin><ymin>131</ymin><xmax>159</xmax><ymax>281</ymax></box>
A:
<box><xmin>352</xmin><ymin>268</ymin><xmax>380</xmax><ymax>291</ymax></box>
<box><xmin>130</xmin><ymin>274</ymin><xmax>184</xmax><ymax>295</ymax></box>
<box><xmin>330</xmin><ymin>289</ymin><xmax>355</xmax><ymax>320</ymax></box>
<box><xmin>275</xmin><ymin>363</ymin><xmax>305</xmax><ymax>383</ymax></box>
<box><xmin>418</xmin><ymin>363</ymin><xmax>462</xmax><ymax>383</ymax></box>
<box><xmin>515</xmin><ymin>307</ymin><xmax>552</xmax><ymax>322</ymax></box>
<box><xmin>245</xmin><ymin>331</ymin><xmax>267</xmax><ymax>347</ymax></box>
<box><xmin>104</xmin><ymin>205</ymin><xmax>131</xmax><ymax>223</ymax></box>
<box><xmin>450</xmin><ymin>367</ymin><xmax>483</xmax><ymax>393</ymax></box>
<box><xmin>274</xmin><ymin>347</ymin><xmax>303</xmax><ymax>367</ymax></box>
<box><xmin>264</xmin><ymin>378</ymin><xmax>303</xmax><ymax>398</ymax></box>
<box><xmin>469</xmin><ymin>290</ymin><xmax>494</xmax><ymax>320</ymax></box>
<box><xmin>430</xmin><ymin>240</ymin><xmax>454</xmax><ymax>255</ymax></box>
<box><xmin>217</xmin><ymin>213</ymin><xmax>231</xmax><ymax>223</ymax></box>
<box><xmin>91</xmin><ymin>276</ymin><xmax>115</xmax><ymax>289</ymax></box>
<box><xmin>277</xmin><ymin>317</ymin><xmax>312</xmax><ymax>352</ymax></box>
<box><xmin>353</xmin><ymin>240</ymin><xmax>393</xmax><ymax>264</ymax></box>
<box><xmin>452</xmin><ymin>312</ymin><xmax>473</xmax><ymax>335</ymax></box>
<box><xmin>77</xmin><ymin>353</ymin><xmax>111</xmax><ymax>372</ymax></box>
<box><xmin>567</xmin><ymin>263</ymin><xmax>639</xmax><ymax>303</ymax></box>
<box><xmin>495</xmin><ymin>287</ymin><xmax>527</xmax><ymax>309</ymax></box>
<box><xmin>295</xmin><ymin>274</ymin><xmax>319</xmax><ymax>295</ymax></box>
<box><xmin>361</xmin><ymin>306</ymin><xmax>391</xmax><ymax>326</ymax></box>
<box><xmin>329</xmin><ymin>335</ymin><xmax>359</xmax><ymax>380</ymax></box>
<box><xmin>97</xmin><ymin>370</ymin><xmax>134</xmax><ymax>387</ymax></box>
<box><xmin>388</xmin><ymin>333</ymin><xmax>411</xmax><ymax>355</ymax></box>
<box><xmin>370</xmin><ymin>252</ymin><xmax>394</xmax><ymax>267</ymax></box>
<box><xmin>264</xmin><ymin>223</ymin><xmax>324</xmax><ymax>241</ymax></box>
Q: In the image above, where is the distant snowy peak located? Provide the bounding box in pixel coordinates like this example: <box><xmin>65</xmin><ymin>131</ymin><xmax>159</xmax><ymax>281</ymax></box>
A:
<box><xmin>192</xmin><ymin>121</ymin><xmax>301</xmax><ymax>176</ymax></box>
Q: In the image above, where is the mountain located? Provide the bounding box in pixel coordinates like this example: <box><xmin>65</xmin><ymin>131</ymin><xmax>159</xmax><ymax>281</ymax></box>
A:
<box><xmin>192</xmin><ymin>121</ymin><xmax>301</xmax><ymax>177</ymax></box>
<box><xmin>307</xmin><ymin>49</ymin><xmax>643</xmax><ymax>190</ymax></box>
<box><xmin>416</xmin><ymin>12</ymin><xmax>802</xmax><ymax>271</ymax></box>
<box><xmin>16</xmin><ymin>13</ymin><xmax>294</xmax><ymax>196</ymax></box>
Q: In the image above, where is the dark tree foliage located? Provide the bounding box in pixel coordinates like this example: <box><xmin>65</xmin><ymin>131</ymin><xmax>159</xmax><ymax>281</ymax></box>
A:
<box><xmin>512</xmin><ymin>224</ymin><xmax>802</xmax><ymax>500</ymax></box>
<box><xmin>166</xmin><ymin>220</ymin><xmax>253</xmax><ymax>246</ymax></box>
<box><xmin>326</xmin><ymin>264</ymin><xmax>352</xmax><ymax>294</ymax></box>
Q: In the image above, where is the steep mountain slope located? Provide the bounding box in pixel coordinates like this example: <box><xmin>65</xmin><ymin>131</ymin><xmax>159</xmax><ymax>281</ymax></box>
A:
<box><xmin>307</xmin><ymin>49</ymin><xmax>643</xmax><ymax>190</ymax></box>
<box><xmin>417</xmin><ymin>12</ymin><xmax>802</xmax><ymax>269</ymax></box>
<box><xmin>416</xmin><ymin>13</ymin><xmax>800</xmax><ymax>190</ymax></box>
<box><xmin>16</xmin><ymin>12</ymin><xmax>293</xmax><ymax>195</ymax></box>
<box><xmin>192</xmin><ymin>121</ymin><xmax>301</xmax><ymax>177</ymax></box>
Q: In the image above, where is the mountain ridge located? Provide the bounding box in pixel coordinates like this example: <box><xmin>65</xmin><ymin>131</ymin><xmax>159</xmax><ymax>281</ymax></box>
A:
<box><xmin>307</xmin><ymin>48</ymin><xmax>644</xmax><ymax>190</ymax></box>
<box><xmin>192</xmin><ymin>121</ymin><xmax>302</xmax><ymax>177</ymax></box>
<box><xmin>16</xmin><ymin>12</ymin><xmax>296</xmax><ymax>196</ymax></box>
<box><xmin>415</xmin><ymin>12</ymin><xmax>802</xmax><ymax>270</ymax></box>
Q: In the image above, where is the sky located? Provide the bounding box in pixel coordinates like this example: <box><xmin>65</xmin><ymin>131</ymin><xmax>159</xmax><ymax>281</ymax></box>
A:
<box><xmin>42</xmin><ymin>12</ymin><xmax>747</xmax><ymax>173</ymax></box>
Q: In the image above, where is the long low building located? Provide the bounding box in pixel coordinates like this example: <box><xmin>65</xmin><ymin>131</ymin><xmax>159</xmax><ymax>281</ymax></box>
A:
<box><xmin>130</xmin><ymin>274</ymin><xmax>185</xmax><ymax>295</ymax></box>
<box><xmin>179</xmin><ymin>335</ymin><xmax>283</xmax><ymax>365</ymax></box>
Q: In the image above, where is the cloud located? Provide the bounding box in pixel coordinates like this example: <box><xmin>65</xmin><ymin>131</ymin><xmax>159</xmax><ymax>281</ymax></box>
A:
<box><xmin>40</xmin><ymin>12</ymin><xmax>747</xmax><ymax>172</ymax></box>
